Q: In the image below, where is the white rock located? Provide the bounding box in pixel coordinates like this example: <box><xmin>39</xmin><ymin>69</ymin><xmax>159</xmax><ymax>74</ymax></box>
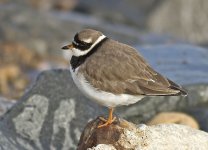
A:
<box><xmin>88</xmin><ymin>144</ymin><xmax>116</xmax><ymax>150</ymax></box>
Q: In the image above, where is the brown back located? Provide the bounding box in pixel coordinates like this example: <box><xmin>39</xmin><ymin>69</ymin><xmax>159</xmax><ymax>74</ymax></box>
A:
<box><xmin>79</xmin><ymin>39</ymin><xmax>186</xmax><ymax>96</ymax></box>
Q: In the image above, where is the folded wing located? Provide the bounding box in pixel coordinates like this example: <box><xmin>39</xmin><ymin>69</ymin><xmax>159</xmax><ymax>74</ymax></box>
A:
<box><xmin>80</xmin><ymin>40</ymin><xmax>187</xmax><ymax>96</ymax></box>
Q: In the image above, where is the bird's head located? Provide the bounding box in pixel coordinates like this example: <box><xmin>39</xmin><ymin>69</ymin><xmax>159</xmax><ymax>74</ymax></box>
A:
<box><xmin>62</xmin><ymin>29</ymin><xmax>106</xmax><ymax>57</ymax></box>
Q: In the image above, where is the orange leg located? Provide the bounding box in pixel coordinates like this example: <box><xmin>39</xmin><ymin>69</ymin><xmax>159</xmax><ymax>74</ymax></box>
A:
<box><xmin>98</xmin><ymin>108</ymin><xmax>116</xmax><ymax>128</ymax></box>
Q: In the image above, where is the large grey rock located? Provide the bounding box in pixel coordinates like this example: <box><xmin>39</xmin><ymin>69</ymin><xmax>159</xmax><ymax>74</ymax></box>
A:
<box><xmin>148</xmin><ymin>0</ymin><xmax>208</xmax><ymax>43</ymax></box>
<box><xmin>0</xmin><ymin>44</ymin><xmax>208</xmax><ymax>149</ymax></box>
<box><xmin>138</xmin><ymin>44</ymin><xmax>208</xmax><ymax>85</ymax></box>
<box><xmin>0</xmin><ymin>70</ymin><xmax>106</xmax><ymax>150</ymax></box>
<box><xmin>0</xmin><ymin>97</ymin><xmax>15</xmax><ymax>116</ymax></box>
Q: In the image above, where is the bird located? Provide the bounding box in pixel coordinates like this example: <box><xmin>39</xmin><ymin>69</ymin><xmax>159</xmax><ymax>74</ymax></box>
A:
<box><xmin>62</xmin><ymin>29</ymin><xmax>187</xmax><ymax>128</ymax></box>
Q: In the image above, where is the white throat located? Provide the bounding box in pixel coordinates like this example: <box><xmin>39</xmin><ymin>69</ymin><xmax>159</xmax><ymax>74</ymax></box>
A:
<box><xmin>72</xmin><ymin>34</ymin><xmax>106</xmax><ymax>57</ymax></box>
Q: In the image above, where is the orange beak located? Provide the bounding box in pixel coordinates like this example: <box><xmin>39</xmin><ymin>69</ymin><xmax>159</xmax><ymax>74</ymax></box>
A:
<box><xmin>61</xmin><ymin>44</ymin><xmax>74</xmax><ymax>50</ymax></box>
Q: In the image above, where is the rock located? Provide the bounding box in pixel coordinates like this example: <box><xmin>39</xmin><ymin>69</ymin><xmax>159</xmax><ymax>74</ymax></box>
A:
<box><xmin>148</xmin><ymin>0</ymin><xmax>208</xmax><ymax>43</ymax></box>
<box><xmin>10</xmin><ymin>0</ymin><xmax>161</xmax><ymax>27</ymax></box>
<box><xmin>78</xmin><ymin>118</ymin><xmax>208</xmax><ymax>149</ymax></box>
<box><xmin>0</xmin><ymin>2</ymin><xmax>81</xmax><ymax>55</ymax></box>
<box><xmin>0</xmin><ymin>96</ymin><xmax>16</xmax><ymax>116</ymax></box>
<box><xmin>0</xmin><ymin>42</ymin><xmax>67</xmax><ymax>100</ymax></box>
<box><xmin>0</xmin><ymin>42</ymin><xmax>43</xmax><ymax>99</ymax></box>
<box><xmin>89</xmin><ymin>144</ymin><xmax>116</xmax><ymax>150</ymax></box>
<box><xmin>0</xmin><ymin>70</ymin><xmax>106</xmax><ymax>150</ymax></box>
<box><xmin>76</xmin><ymin>0</ymin><xmax>160</xmax><ymax>27</ymax></box>
<box><xmin>186</xmin><ymin>107</ymin><xmax>208</xmax><ymax>132</ymax></box>
<box><xmin>147</xmin><ymin>112</ymin><xmax>199</xmax><ymax>129</ymax></box>
<box><xmin>0</xmin><ymin>64</ymin><xmax>22</xmax><ymax>97</ymax></box>
<box><xmin>137</xmin><ymin>44</ymin><xmax>208</xmax><ymax>85</ymax></box>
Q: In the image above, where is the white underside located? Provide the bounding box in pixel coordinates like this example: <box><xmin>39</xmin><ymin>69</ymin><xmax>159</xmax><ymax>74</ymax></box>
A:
<box><xmin>70</xmin><ymin>67</ymin><xmax>144</xmax><ymax>108</ymax></box>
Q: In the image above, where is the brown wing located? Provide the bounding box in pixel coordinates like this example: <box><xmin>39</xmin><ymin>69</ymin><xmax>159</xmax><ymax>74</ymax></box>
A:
<box><xmin>79</xmin><ymin>39</ymin><xmax>187</xmax><ymax>96</ymax></box>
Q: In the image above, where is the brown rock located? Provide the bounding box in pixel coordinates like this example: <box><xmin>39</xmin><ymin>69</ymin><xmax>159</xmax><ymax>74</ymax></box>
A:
<box><xmin>0</xmin><ymin>42</ymin><xmax>43</xmax><ymax>69</ymax></box>
<box><xmin>0</xmin><ymin>42</ymin><xmax>68</xmax><ymax>99</ymax></box>
<box><xmin>147</xmin><ymin>112</ymin><xmax>199</xmax><ymax>129</ymax></box>
<box><xmin>78</xmin><ymin>117</ymin><xmax>150</xmax><ymax>150</ymax></box>
<box><xmin>0</xmin><ymin>42</ymin><xmax>42</xmax><ymax>99</ymax></box>
<box><xmin>0</xmin><ymin>64</ymin><xmax>28</xmax><ymax>98</ymax></box>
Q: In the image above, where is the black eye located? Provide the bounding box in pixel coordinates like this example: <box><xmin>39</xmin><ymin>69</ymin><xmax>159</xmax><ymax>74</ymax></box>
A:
<box><xmin>73</xmin><ymin>33</ymin><xmax>92</xmax><ymax>50</ymax></box>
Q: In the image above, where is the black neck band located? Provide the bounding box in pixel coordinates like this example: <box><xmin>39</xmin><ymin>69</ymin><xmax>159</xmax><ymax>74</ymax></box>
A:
<box><xmin>70</xmin><ymin>37</ymin><xmax>108</xmax><ymax>72</ymax></box>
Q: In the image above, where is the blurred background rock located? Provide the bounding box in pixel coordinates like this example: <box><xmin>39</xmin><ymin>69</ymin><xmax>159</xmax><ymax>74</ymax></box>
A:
<box><xmin>0</xmin><ymin>0</ymin><xmax>208</xmax><ymax>148</ymax></box>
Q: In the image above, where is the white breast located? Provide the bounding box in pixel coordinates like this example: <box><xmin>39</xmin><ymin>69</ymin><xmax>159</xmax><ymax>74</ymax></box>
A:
<box><xmin>70</xmin><ymin>66</ymin><xmax>144</xmax><ymax>108</ymax></box>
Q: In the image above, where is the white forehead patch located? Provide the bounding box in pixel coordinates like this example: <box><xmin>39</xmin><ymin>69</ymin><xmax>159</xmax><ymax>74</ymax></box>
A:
<box><xmin>82</xmin><ymin>38</ymin><xmax>92</xmax><ymax>43</ymax></box>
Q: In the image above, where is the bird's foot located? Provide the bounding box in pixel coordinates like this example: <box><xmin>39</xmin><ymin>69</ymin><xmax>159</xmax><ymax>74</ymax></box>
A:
<box><xmin>98</xmin><ymin>116</ymin><xmax>116</xmax><ymax>128</ymax></box>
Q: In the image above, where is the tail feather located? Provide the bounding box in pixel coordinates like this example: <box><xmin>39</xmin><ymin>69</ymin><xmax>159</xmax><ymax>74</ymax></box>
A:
<box><xmin>167</xmin><ymin>79</ymin><xmax>187</xmax><ymax>96</ymax></box>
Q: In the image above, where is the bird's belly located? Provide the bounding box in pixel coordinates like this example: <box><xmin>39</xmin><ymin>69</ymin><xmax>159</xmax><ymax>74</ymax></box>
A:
<box><xmin>70</xmin><ymin>67</ymin><xmax>144</xmax><ymax>108</ymax></box>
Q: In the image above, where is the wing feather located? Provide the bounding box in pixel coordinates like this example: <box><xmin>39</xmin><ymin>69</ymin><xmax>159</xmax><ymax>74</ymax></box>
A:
<box><xmin>79</xmin><ymin>39</ymin><xmax>187</xmax><ymax>96</ymax></box>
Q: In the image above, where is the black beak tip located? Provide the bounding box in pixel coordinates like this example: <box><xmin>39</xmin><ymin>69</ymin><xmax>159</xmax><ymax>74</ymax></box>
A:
<box><xmin>61</xmin><ymin>46</ymin><xmax>68</xmax><ymax>50</ymax></box>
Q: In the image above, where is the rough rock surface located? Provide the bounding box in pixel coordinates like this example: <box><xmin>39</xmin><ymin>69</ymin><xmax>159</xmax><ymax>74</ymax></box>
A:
<box><xmin>78</xmin><ymin>118</ymin><xmax>208</xmax><ymax>150</ymax></box>
<box><xmin>148</xmin><ymin>0</ymin><xmax>208</xmax><ymax>43</ymax></box>
<box><xmin>0</xmin><ymin>70</ymin><xmax>106</xmax><ymax>150</ymax></box>
<box><xmin>0</xmin><ymin>97</ymin><xmax>15</xmax><ymax>116</ymax></box>
<box><xmin>138</xmin><ymin>44</ymin><xmax>208</xmax><ymax>85</ymax></box>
